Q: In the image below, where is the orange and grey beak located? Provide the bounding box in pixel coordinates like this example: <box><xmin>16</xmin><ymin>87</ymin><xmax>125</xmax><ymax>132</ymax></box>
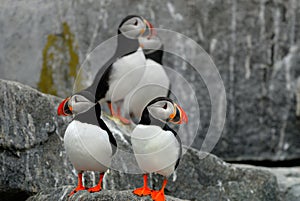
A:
<box><xmin>57</xmin><ymin>97</ymin><xmax>72</xmax><ymax>116</ymax></box>
<box><xmin>144</xmin><ymin>19</ymin><xmax>157</xmax><ymax>38</ymax></box>
<box><xmin>169</xmin><ymin>104</ymin><xmax>188</xmax><ymax>124</ymax></box>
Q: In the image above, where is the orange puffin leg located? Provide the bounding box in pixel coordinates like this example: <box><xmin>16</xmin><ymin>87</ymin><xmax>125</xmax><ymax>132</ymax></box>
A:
<box><xmin>88</xmin><ymin>172</ymin><xmax>104</xmax><ymax>193</ymax></box>
<box><xmin>151</xmin><ymin>178</ymin><xmax>167</xmax><ymax>201</ymax></box>
<box><xmin>133</xmin><ymin>174</ymin><xmax>152</xmax><ymax>196</ymax></box>
<box><xmin>107</xmin><ymin>102</ymin><xmax>130</xmax><ymax>124</ymax></box>
<box><xmin>107</xmin><ymin>102</ymin><xmax>116</xmax><ymax>116</ymax></box>
<box><xmin>69</xmin><ymin>172</ymin><xmax>86</xmax><ymax>196</ymax></box>
<box><xmin>116</xmin><ymin>104</ymin><xmax>122</xmax><ymax>116</ymax></box>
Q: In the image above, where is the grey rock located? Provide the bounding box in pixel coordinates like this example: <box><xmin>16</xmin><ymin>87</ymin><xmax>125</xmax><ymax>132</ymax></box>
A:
<box><xmin>273</xmin><ymin>167</ymin><xmax>300</xmax><ymax>201</ymax></box>
<box><xmin>26</xmin><ymin>186</ymin><xmax>188</xmax><ymax>201</ymax></box>
<box><xmin>161</xmin><ymin>0</ymin><xmax>300</xmax><ymax>162</ymax></box>
<box><xmin>236</xmin><ymin>165</ymin><xmax>300</xmax><ymax>201</ymax></box>
<box><xmin>0</xmin><ymin>79</ymin><xmax>75</xmax><ymax>200</ymax></box>
<box><xmin>262</xmin><ymin>167</ymin><xmax>300</xmax><ymax>201</ymax></box>
<box><xmin>0</xmin><ymin>79</ymin><xmax>281</xmax><ymax>201</ymax></box>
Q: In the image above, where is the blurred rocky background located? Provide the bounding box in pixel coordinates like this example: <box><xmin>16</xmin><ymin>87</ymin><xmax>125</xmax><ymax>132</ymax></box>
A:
<box><xmin>1</xmin><ymin>0</ymin><xmax>300</xmax><ymax>200</ymax></box>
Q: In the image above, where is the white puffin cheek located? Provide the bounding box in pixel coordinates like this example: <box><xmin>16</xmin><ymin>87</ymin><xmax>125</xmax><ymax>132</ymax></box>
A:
<box><xmin>68</xmin><ymin>98</ymin><xmax>75</xmax><ymax>110</ymax></box>
<box><xmin>148</xmin><ymin>107</ymin><xmax>170</xmax><ymax>121</ymax></box>
<box><xmin>120</xmin><ymin>25</ymin><xmax>142</xmax><ymax>39</ymax></box>
<box><xmin>73</xmin><ymin>102</ymin><xmax>95</xmax><ymax>114</ymax></box>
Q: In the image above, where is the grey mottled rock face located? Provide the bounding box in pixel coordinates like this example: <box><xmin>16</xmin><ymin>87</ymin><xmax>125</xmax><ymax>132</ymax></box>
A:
<box><xmin>26</xmin><ymin>187</ymin><xmax>188</xmax><ymax>201</ymax></box>
<box><xmin>0</xmin><ymin>79</ymin><xmax>75</xmax><ymax>200</ymax></box>
<box><xmin>0</xmin><ymin>79</ymin><xmax>281</xmax><ymax>201</ymax></box>
<box><xmin>204</xmin><ymin>0</ymin><xmax>300</xmax><ymax>162</ymax></box>
<box><xmin>236</xmin><ymin>165</ymin><xmax>300</xmax><ymax>201</ymax></box>
<box><xmin>273</xmin><ymin>167</ymin><xmax>300</xmax><ymax>201</ymax></box>
<box><xmin>0</xmin><ymin>0</ymin><xmax>300</xmax><ymax>161</ymax></box>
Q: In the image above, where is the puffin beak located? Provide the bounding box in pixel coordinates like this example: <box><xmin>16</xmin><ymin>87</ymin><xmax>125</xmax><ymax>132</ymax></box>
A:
<box><xmin>57</xmin><ymin>97</ymin><xmax>72</xmax><ymax>116</ymax></box>
<box><xmin>169</xmin><ymin>104</ymin><xmax>188</xmax><ymax>124</ymax></box>
<box><xmin>144</xmin><ymin>19</ymin><xmax>156</xmax><ymax>38</ymax></box>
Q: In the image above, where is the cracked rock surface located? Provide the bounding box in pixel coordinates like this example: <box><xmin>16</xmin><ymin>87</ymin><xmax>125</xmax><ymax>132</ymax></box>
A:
<box><xmin>0</xmin><ymin>79</ymin><xmax>75</xmax><ymax>201</ymax></box>
<box><xmin>26</xmin><ymin>187</ymin><xmax>188</xmax><ymax>201</ymax></box>
<box><xmin>236</xmin><ymin>165</ymin><xmax>300</xmax><ymax>201</ymax></box>
<box><xmin>0</xmin><ymin>79</ymin><xmax>282</xmax><ymax>201</ymax></box>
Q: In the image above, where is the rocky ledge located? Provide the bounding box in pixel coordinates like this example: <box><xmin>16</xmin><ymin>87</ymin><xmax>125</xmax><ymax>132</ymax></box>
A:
<box><xmin>0</xmin><ymin>79</ymin><xmax>298</xmax><ymax>201</ymax></box>
<box><xmin>26</xmin><ymin>187</ymin><xmax>188</xmax><ymax>201</ymax></box>
<box><xmin>24</xmin><ymin>147</ymin><xmax>281</xmax><ymax>201</ymax></box>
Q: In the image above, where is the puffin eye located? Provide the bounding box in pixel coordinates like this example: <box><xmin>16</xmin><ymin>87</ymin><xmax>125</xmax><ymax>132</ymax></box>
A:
<box><xmin>134</xmin><ymin>19</ymin><xmax>138</xmax><ymax>26</ymax></box>
<box><xmin>163</xmin><ymin>103</ymin><xmax>168</xmax><ymax>109</ymax></box>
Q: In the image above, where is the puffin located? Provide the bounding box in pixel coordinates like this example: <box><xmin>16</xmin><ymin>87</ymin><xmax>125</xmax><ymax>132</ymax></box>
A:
<box><xmin>123</xmin><ymin>31</ymin><xmax>170</xmax><ymax>123</ymax></box>
<box><xmin>131</xmin><ymin>97</ymin><xmax>188</xmax><ymax>201</ymax></box>
<box><xmin>57</xmin><ymin>91</ymin><xmax>117</xmax><ymax>196</ymax></box>
<box><xmin>83</xmin><ymin>15</ymin><xmax>154</xmax><ymax>124</ymax></box>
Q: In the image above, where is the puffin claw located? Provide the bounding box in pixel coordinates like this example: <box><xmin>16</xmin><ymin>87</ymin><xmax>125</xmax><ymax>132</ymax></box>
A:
<box><xmin>68</xmin><ymin>186</ymin><xmax>86</xmax><ymax>196</ymax></box>
<box><xmin>151</xmin><ymin>190</ymin><xmax>166</xmax><ymax>201</ymax></box>
<box><xmin>87</xmin><ymin>185</ymin><xmax>102</xmax><ymax>193</ymax></box>
<box><xmin>133</xmin><ymin>186</ymin><xmax>152</xmax><ymax>196</ymax></box>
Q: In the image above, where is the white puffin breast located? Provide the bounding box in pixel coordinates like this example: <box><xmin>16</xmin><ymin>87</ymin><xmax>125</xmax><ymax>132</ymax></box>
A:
<box><xmin>123</xmin><ymin>59</ymin><xmax>170</xmax><ymax>118</ymax></box>
<box><xmin>64</xmin><ymin>120</ymin><xmax>113</xmax><ymax>172</ymax></box>
<box><xmin>105</xmin><ymin>47</ymin><xmax>146</xmax><ymax>102</ymax></box>
<box><xmin>131</xmin><ymin>125</ymin><xmax>180</xmax><ymax>176</ymax></box>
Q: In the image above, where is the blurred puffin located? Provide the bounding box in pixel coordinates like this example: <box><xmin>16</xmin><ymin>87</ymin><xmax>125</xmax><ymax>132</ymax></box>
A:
<box><xmin>131</xmin><ymin>97</ymin><xmax>188</xmax><ymax>201</ymax></box>
<box><xmin>123</xmin><ymin>30</ymin><xmax>170</xmax><ymax>123</ymax></box>
<box><xmin>83</xmin><ymin>15</ymin><xmax>154</xmax><ymax>124</ymax></box>
<box><xmin>57</xmin><ymin>91</ymin><xmax>117</xmax><ymax>196</ymax></box>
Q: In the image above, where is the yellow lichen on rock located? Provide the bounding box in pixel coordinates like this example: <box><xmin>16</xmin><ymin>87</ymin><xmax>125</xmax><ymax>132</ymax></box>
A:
<box><xmin>37</xmin><ymin>22</ymin><xmax>82</xmax><ymax>97</ymax></box>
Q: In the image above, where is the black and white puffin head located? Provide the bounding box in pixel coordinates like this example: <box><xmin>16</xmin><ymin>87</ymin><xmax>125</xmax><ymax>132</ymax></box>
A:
<box><xmin>118</xmin><ymin>15</ymin><xmax>152</xmax><ymax>39</ymax></box>
<box><xmin>145</xmin><ymin>97</ymin><xmax>188</xmax><ymax>124</ymax></box>
<box><xmin>57</xmin><ymin>91</ymin><xmax>96</xmax><ymax>116</ymax></box>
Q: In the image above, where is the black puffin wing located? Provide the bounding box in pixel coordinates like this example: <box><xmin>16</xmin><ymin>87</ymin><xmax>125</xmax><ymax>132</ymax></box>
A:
<box><xmin>85</xmin><ymin>57</ymin><xmax>115</xmax><ymax>101</ymax></box>
<box><xmin>94</xmin><ymin>104</ymin><xmax>118</xmax><ymax>156</ymax></box>
<box><xmin>98</xmin><ymin>118</ymin><xmax>117</xmax><ymax>156</ymax></box>
<box><xmin>163</xmin><ymin>124</ymin><xmax>182</xmax><ymax>170</ymax></box>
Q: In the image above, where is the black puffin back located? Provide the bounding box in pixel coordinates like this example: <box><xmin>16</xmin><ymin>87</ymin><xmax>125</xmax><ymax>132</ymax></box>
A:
<box><xmin>85</xmin><ymin>15</ymin><xmax>141</xmax><ymax>101</ymax></box>
<box><xmin>162</xmin><ymin>124</ymin><xmax>182</xmax><ymax>170</ymax></box>
<box><xmin>145</xmin><ymin>44</ymin><xmax>164</xmax><ymax>64</ymax></box>
<box><xmin>144</xmin><ymin>43</ymin><xmax>171</xmax><ymax>98</ymax></box>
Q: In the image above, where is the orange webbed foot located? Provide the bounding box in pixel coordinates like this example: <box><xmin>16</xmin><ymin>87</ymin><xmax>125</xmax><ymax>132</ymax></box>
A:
<box><xmin>133</xmin><ymin>186</ymin><xmax>152</xmax><ymax>196</ymax></box>
<box><xmin>133</xmin><ymin>174</ymin><xmax>152</xmax><ymax>197</ymax></box>
<box><xmin>151</xmin><ymin>178</ymin><xmax>167</xmax><ymax>201</ymax></box>
<box><xmin>68</xmin><ymin>186</ymin><xmax>86</xmax><ymax>196</ymax></box>
<box><xmin>88</xmin><ymin>172</ymin><xmax>104</xmax><ymax>193</ymax></box>
<box><xmin>69</xmin><ymin>172</ymin><xmax>86</xmax><ymax>196</ymax></box>
<box><xmin>151</xmin><ymin>190</ymin><xmax>166</xmax><ymax>201</ymax></box>
<box><xmin>87</xmin><ymin>185</ymin><xmax>102</xmax><ymax>193</ymax></box>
